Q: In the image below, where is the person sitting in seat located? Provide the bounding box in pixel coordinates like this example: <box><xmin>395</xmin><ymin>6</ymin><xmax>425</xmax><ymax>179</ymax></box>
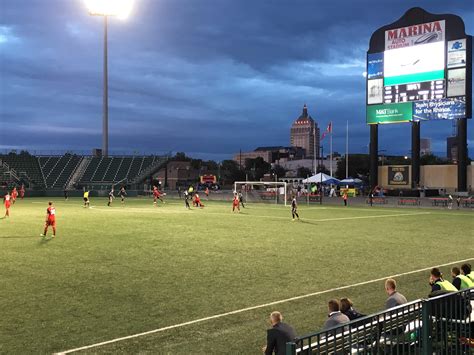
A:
<box><xmin>340</xmin><ymin>298</ymin><xmax>365</xmax><ymax>321</ymax></box>
<box><xmin>384</xmin><ymin>278</ymin><xmax>407</xmax><ymax>309</ymax></box>
<box><xmin>451</xmin><ymin>266</ymin><xmax>474</xmax><ymax>290</ymax></box>
<box><xmin>323</xmin><ymin>299</ymin><xmax>350</xmax><ymax>333</ymax></box>
<box><xmin>461</xmin><ymin>263</ymin><xmax>474</xmax><ymax>283</ymax></box>
<box><xmin>429</xmin><ymin>267</ymin><xmax>457</xmax><ymax>294</ymax></box>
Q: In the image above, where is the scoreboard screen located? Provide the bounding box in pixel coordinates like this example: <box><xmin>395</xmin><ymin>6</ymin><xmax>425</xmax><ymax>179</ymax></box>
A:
<box><xmin>367</xmin><ymin>19</ymin><xmax>469</xmax><ymax>124</ymax></box>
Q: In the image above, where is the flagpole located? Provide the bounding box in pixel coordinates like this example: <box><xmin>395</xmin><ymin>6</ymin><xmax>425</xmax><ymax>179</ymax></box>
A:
<box><xmin>313</xmin><ymin>125</ymin><xmax>316</xmax><ymax>175</ymax></box>
<box><xmin>330</xmin><ymin>122</ymin><xmax>333</xmax><ymax>177</ymax></box>
<box><xmin>345</xmin><ymin>120</ymin><xmax>349</xmax><ymax>179</ymax></box>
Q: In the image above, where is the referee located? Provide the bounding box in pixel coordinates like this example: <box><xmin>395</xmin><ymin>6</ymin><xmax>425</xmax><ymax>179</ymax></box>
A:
<box><xmin>291</xmin><ymin>196</ymin><xmax>299</xmax><ymax>221</ymax></box>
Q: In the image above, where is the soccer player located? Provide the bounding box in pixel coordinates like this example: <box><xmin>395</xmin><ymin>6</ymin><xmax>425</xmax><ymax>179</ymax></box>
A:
<box><xmin>153</xmin><ymin>186</ymin><xmax>164</xmax><ymax>206</ymax></box>
<box><xmin>238</xmin><ymin>191</ymin><xmax>245</xmax><ymax>208</ymax></box>
<box><xmin>119</xmin><ymin>186</ymin><xmax>127</xmax><ymax>204</ymax></box>
<box><xmin>19</xmin><ymin>184</ymin><xmax>25</xmax><ymax>200</ymax></box>
<box><xmin>11</xmin><ymin>187</ymin><xmax>18</xmax><ymax>205</ymax></box>
<box><xmin>204</xmin><ymin>187</ymin><xmax>209</xmax><ymax>200</ymax></box>
<box><xmin>194</xmin><ymin>193</ymin><xmax>204</xmax><ymax>208</ymax></box>
<box><xmin>3</xmin><ymin>191</ymin><xmax>11</xmax><ymax>218</ymax></box>
<box><xmin>107</xmin><ymin>188</ymin><xmax>115</xmax><ymax>206</ymax></box>
<box><xmin>232</xmin><ymin>192</ymin><xmax>240</xmax><ymax>212</ymax></box>
<box><xmin>41</xmin><ymin>201</ymin><xmax>56</xmax><ymax>238</ymax></box>
<box><xmin>291</xmin><ymin>196</ymin><xmax>299</xmax><ymax>221</ymax></box>
<box><xmin>184</xmin><ymin>190</ymin><xmax>191</xmax><ymax>209</ymax></box>
<box><xmin>83</xmin><ymin>189</ymin><xmax>90</xmax><ymax>208</ymax></box>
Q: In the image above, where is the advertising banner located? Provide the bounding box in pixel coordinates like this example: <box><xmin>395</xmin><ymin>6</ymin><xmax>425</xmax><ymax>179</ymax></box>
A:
<box><xmin>447</xmin><ymin>39</ymin><xmax>467</xmax><ymax>68</ymax></box>
<box><xmin>385</xmin><ymin>20</ymin><xmax>445</xmax><ymax>50</ymax></box>
<box><xmin>447</xmin><ymin>68</ymin><xmax>466</xmax><ymax>97</ymax></box>
<box><xmin>388</xmin><ymin>166</ymin><xmax>409</xmax><ymax>185</ymax></box>
<box><xmin>367</xmin><ymin>53</ymin><xmax>384</xmax><ymax>79</ymax></box>
<box><xmin>367</xmin><ymin>102</ymin><xmax>412</xmax><ymax>124</ymax></box>
<box><xmin>367</xmin><ymin>79</ymin><xmax>384</xmax><ymax>104</ymax></box>
<box><xmin>413</xmin><ymin>97</ymin><xmax>466</xmax><ymax>120</ymax></box>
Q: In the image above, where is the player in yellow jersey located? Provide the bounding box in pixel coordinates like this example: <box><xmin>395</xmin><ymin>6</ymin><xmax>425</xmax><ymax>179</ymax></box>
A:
<box><xmin>83</xmin><ymin>190</ymin><xmax>90</xmax><ymax>208</ymax></box>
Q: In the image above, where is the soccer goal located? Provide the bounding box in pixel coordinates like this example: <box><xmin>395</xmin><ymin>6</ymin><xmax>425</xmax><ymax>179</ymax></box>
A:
<box><xmin>233</xmin><ymin>181</ymin><xmax>288</xmax><ymax>206</ymax></box>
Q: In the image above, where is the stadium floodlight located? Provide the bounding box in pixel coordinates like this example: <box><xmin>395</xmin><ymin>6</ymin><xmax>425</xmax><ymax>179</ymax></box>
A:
<box><xmin>84</xmin><ymin>0</ymin><xmax>134</xmax><ymax>157</ymax></box>
<box><xmin>84</xmin><ymin>0</ymin><xmax>134</xmax><ymax>19</ymax></box>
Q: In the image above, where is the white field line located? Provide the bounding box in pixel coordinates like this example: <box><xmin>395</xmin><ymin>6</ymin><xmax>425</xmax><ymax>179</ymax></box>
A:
<box><xmin>89</xmin><ymin>207</ymin><xmax>431</xmax><ymax>223</ymax></box>
<box><xmin>54</xmin><ymin>257</ymin><xmax>474</xmax><ymax>354</ymax></box>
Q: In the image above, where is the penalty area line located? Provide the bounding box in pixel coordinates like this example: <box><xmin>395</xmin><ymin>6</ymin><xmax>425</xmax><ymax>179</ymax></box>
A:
<box><xmin>54</xmin><ymin>257</ymin><xmax>473</xmax><ymax>354</ymax></box>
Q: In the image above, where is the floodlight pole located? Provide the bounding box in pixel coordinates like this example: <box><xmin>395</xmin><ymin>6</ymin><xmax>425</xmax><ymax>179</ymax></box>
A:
<box><xmin>103</xmin><ymin>15</ymin><xmax>109</xmax><ymax>157</ymax></box>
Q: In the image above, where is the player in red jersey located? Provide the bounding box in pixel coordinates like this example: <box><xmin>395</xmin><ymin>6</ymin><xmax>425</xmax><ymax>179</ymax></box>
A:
<box><xmin>232</xmin><ymin>192</ymin><xmax>240</xmax><ymax>212</ymax></box>
<box><xmin>41</xmin><ymin>201</ymin><xmax>56</xmax><ymax>238</ymax></box>
<box><xmin>194</xmin><ymin>193</ymin><xmax>204</xmax><ymax>208</ymax></box>
<box><xmin>19</xmin><ymin>184</ymin><xmax>25</xmax><ymax>199</ymax></box>
<box><xmin>3</xmin><ymin>192</ymin><xmax>11</xmax><ymax>218</ymax></box>
<box><xmin>11</xmin><ymin>187</ymin><xmax>18</xmax><ymax>205</ymax></box>
<box><xmin>153</xmin><ymin>186</ymin><xmax>165</xmax><ymax>206</ymax></box>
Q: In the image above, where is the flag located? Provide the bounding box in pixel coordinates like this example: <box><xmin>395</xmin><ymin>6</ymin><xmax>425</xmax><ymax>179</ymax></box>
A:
<box><xmin>321</xmin><ymin>122</ymin><xmax>332</xmax><ymax>141</ymax></box>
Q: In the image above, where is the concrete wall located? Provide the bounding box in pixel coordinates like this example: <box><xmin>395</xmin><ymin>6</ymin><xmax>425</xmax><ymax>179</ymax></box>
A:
<box><xmin>379</xmin><ymin>164</ymin><xmax>473</xmax><ymax>191</ymax></box>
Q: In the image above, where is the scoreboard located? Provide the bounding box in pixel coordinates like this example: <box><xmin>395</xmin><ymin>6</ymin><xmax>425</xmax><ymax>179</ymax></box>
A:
<box><xmin>366</xmin><ymin>18</ymin><xmax>471</xmax><ymax>124</ymax></box>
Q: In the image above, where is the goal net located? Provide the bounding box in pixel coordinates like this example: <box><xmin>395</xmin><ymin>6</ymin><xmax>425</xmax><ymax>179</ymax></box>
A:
<box><xmin>233</xmin><ymin>181</ymin><xmax>288</xmax><ymax>206</ymax></box>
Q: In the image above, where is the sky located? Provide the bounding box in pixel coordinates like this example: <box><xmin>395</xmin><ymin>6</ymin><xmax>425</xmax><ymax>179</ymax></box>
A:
<box><xmin>0</xmin><ymin>0</ymin><xmax>473</xmax><ymax>161</ymax></box>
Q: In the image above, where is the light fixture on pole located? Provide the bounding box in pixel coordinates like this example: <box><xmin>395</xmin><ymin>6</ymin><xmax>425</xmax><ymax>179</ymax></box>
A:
<box><xmin>84</xmin><ymin>0</ymin><xmax>134</xmax><ymax>157</ymax></box>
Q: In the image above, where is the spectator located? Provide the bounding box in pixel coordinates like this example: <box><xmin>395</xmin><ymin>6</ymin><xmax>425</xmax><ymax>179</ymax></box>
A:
<box><xmin>262</xmin><ymin>311</ymin><xmax>296</xmax><ymax>355</ymax></box>
<box><xmin>384</xmin><ymin>278</ymin><xmax>407</xmax><ymax>309</ymax></box>
<box><xmin>429</xmin><ymin>267</ymin><xmax>457</xmax><ymax>293</ymax></box>
<box><xmin>340</xmin><ymin>298</ymin><xmax>365</xmax><ymax>321</ymax></box>
<box><xmin>451</xmin><ymin>266</ymin><xmax>474</xmax><ymax>290</ymax></box>
<box><xmin>461</xmin><ymin>263</ymin><xmax>474</xmax><ymax>283</ymax></box>
<box><xmin>323</xmin><ymin>299</ymin><xmax>350</xmax><ymax>331</ymax></box>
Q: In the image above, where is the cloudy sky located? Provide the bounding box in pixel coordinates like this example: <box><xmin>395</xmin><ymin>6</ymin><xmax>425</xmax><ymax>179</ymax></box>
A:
<box><xmin>0</xmin><ymin>0</ymin><xmax>473</xmax><ymax>160</ymax></box>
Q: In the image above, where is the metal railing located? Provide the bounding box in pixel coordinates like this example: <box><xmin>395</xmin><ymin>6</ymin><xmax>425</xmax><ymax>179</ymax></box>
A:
<box><xmin>286</xmin><ymin>288</ymin><xmax>473</xmax><ymax>354</ymax></box>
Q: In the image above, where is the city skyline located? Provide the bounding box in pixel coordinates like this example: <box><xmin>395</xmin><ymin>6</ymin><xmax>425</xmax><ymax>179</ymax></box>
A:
<box><xmin>0</xmin><ymin>0</ymin><xmax>473</xmax><ymax>160</ymax></box>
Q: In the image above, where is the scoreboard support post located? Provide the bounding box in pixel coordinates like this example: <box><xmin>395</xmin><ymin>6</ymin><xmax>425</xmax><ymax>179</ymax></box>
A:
<box><xmin>369</xmin><ymin>124</ymin><xmax>378</xmax><ymax>189</ymax></box>
<box><xmin>411</xmin><ymin>121</ymin><xmax>420</xmax><ymax>188</ymax></box>
<box><xmin>457</xmin><ymin>118</ymin><xmax>467</xmax><ymax>191</ymax></box>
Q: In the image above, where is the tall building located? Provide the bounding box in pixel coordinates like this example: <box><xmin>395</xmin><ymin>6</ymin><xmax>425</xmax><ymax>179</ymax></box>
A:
<box><xmin>420</xmin><ymin>138</ymin><xmax>432</xmax><ymax>156</ymax></box>
<box><xmin>290</xmin><ymin>104</ymin><xmax>319</xmax><ymax>158</ymax></box>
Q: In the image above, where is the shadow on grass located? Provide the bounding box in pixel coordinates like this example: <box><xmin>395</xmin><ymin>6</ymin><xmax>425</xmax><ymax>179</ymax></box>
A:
<box><xmin>299</xmin><ymin>219</ymin><xmax>318</xmax><ymax>226</ymax></box>
<box><xmin>38</xmin><ymin>237</ymin><xmax>53</xmax><ymax>245</ymax></box>
<box><xmin>0</xmin><ymin>235</ymin><xmax>41</xmax><ymax>239</ymax></box>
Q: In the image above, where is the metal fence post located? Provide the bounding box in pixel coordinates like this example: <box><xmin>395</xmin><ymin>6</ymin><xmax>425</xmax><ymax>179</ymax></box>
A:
<box><xmin>285</xmin><ymin>341</ymin><xmax>296</xmax><ymax>355</ymax></box>
<box><xmin>421</xmin><ymin>299</ymin><xmax>432</xmax><ymax>354</ymax></box>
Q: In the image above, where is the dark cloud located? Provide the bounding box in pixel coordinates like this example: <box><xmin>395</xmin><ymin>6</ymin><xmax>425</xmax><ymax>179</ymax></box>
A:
<box><xmin>0</xmin><ymin>0</ymin><xmax>473</xmax><ymax>160</ymax></box>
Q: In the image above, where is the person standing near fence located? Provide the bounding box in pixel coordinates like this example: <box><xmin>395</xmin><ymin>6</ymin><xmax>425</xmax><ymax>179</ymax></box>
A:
<box><xmin>262</xmin><ymin>311</ymin><xmax>296</xmax><ymax>355</ymax></box>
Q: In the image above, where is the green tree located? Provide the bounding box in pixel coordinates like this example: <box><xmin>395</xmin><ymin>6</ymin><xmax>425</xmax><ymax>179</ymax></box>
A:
<box><xmin>335</xmin><ymin>154</ymin><xmax>369</xmax><ymax>180</ymax></box>
<box><xmin>270</xmin><ymin>165</ymin><xmax>286</xmax><ymax>179</ymax></box>
<box><xmin>297</xmin><ymin>167</ymin><xmax>312</xmax><ymax>178</ymax></box>
<box><xmin>245</xmin><ymin>157</ymin><xmax>271</xmax><ymax>181</ymax></box>
<box><xmin>220</xmin><ymin>160</ymin><xmax>245</xmax><ymax>185</ymax></box>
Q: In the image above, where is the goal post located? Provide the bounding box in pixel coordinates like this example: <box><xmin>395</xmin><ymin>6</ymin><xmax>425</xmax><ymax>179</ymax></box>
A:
<box><xmin>233</xmin><ymin>181</ymin><xmax>288</xmax><ymax>206</ymax></box>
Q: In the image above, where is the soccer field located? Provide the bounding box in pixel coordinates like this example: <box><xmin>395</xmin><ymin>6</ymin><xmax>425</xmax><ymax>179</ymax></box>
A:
<box><xmin>1</xmin><ymin>197</ymin><xmax>473</xmax><ymax>354</ymax></box>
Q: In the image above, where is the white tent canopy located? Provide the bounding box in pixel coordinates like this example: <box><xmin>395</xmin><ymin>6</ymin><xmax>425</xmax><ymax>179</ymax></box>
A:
<box><xmin>302</xmin><ymin>173</ymin><xmax>339</xmax><ymax>184</ymax></box>
<box><xmin>339</xmin><ymin>178</ymin><xmax>364</xmax><ymax>185</ymax></box>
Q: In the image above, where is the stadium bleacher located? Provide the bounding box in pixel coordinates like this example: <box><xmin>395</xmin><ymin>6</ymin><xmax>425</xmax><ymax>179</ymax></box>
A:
<box><xmin>0</xmin><ymin>153</ymin><xmax>45</xmax><ymax>188</ymax></box>
<box><xmin>0</xmin><ymin>153</ymin><xmax>168</xmax><ymax>190</ymax></box>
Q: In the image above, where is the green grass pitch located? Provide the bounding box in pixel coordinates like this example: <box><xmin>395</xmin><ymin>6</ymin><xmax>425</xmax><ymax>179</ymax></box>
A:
<box><xmin>1</xmin><ymin>197</ymin><xmax>473</xmax><ymax>354</ymax></box>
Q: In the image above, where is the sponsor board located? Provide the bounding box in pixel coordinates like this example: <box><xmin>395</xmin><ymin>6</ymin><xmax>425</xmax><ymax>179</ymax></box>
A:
<box><xmin>367</xmin><ymin>53</ymin><xmax>383</xmax><ymax>79</ymax></box>
<box><xmin>385</xmin><ymin>20</ymin><xmax>445</xmax><ymax>50</ymax></box>
<box><xmin>447</xmin><ymin>39</ymin><xmax>467</xmax><ymax>68</ymax></box>
<box><xmin>388</xmin><ymin>166</ymin><xmax>409</xmax><ymax>185</ymax></box>
<box><xmin>367</xmin><ymin>79</ymin><xmax>384</xmax><ymax>104</ymax></box>
<box><xmin>413</xmin><ymin>97</ymin><xmax>466</xmax><ymax>121</ymax></box>
<box><xmin>367</xmin><ymin>102</ymin><xmax>412</xmax><ymax>124</ymax></box>
<box><xmin>447</xmin><ymin>68</ymin><xmax>466</xmax><ymax>97</ymax></box>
